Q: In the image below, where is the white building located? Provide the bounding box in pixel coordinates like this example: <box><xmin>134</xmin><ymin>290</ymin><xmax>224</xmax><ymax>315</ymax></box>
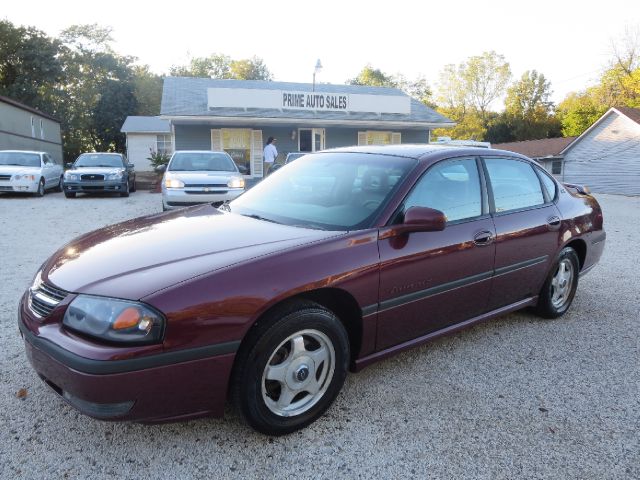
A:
<box><xmin>561</xmin><ymin>107</ymin><xmax>640</xmax><ymax>195</ymax></box>
<box><xmin>120</xmin><ymin>116</ymin><xmax>172</xmax><ymax>172</ymax></box>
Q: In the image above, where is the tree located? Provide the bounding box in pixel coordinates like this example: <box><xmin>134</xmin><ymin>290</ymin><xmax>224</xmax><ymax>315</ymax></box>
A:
<box><xmin>348</xmin><ymin>64</ymin><xmax>396</xmax><ymax>87</ymax></box>
<box><xmin>0</xmin><ymin>21</ymin><xmax>64</xmax><ymax>114</ymax></box>
<box><xmin>556</xmin><ymin>91</ymin><xmax>607</xmax><ymax>137</ymax></box>
<box><xmin>462</xmin><ymin>51</ymin><xmax>511</xmax><ymax>126</ymax></box>
<box><xmin>132</xmin><ymin>65</ymin><xmax>163</xmax><ymax>115</ymax></box>
<box><xmin>433</xmin><ymin>52</ymin><xmax>511</xmax><ymax>140</ymax></box>
<box><xmin>170</xmin><ymin>54</ymin><xmax>272</xmax><ymax>80</ymax></box>
<box><xmin>92</xmin><ymin>79</ymin><xmax>138</xmax><ymax>152</ymax></box>
<box><xmin>497</xmin><ymin>70</ymin><xmax>561</xmax><ymax>141</ymax></box>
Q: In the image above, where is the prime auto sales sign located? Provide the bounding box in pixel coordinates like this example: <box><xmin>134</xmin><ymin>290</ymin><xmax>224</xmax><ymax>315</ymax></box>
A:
<box><xmin>281</xmin><ymin>91</ymin><xmax>347</xmax><ymax>110</ymax></box>
<box><xmin>207</xmin><ymin>87</ymin><xmax>411</xmax><ymax>114</ymax></box>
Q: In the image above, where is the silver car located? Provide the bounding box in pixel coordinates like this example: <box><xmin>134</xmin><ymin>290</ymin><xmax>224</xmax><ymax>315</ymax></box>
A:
<box><xmin>0</xmin><ymin>150</ymin><xmax>63</xmax><ymax>196</ymax></box>
<box><xmin>160</xmin><ymin>151</ymin><xmax>245</xmax><ymax>211</ymax></box>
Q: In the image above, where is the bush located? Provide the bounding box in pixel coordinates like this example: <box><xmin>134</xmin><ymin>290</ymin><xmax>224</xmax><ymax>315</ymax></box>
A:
<box><xmin>147</xmin><ymin>149</ymin><xmax>170</xmax><ymax>169</ymax></box>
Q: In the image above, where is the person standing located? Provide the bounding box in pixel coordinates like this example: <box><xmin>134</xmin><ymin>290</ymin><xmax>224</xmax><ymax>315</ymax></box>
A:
<box><xmin>263</xmin><ymin>137</ymin><xmax>277</xmax><ymax>176</ymax></box>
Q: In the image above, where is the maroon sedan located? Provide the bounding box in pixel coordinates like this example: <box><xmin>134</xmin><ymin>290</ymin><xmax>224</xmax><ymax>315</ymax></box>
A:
<box><xmin>19</xmin><ymin>145</ymin><xmax>605</xmax><ymax>435</ymax></box>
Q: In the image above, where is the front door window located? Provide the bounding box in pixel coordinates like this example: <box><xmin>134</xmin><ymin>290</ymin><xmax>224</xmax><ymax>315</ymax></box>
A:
<box><xmin>222</xmin><ymin>129</ymin><xmax>252</xmax><ymax>174</ymax></box>
<box><xmin>299</xmin><ymin>128</ymin><xmax>325</xmax><ymax>152</ymax></box>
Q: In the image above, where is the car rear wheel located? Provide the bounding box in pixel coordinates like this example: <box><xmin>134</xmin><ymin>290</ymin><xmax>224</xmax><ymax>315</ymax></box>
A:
<box><xmin>233</xmin><ymin>301</ymin><xmax>349</xmax><ymax>436</ymax></box>
<box><xmin>35</xmin><ymin>179</ymin><xmax>45</xmax><ymax>197</ymax></box>
<box><xmin>533</xmin><ymin>247</ymin><xmax>580</xmax><ymax>318</ymax></box>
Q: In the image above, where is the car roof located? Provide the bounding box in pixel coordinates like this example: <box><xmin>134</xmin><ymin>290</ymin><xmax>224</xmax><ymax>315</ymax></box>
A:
<box><xmin>172</xmin><ymin>150</ymin><xmax>227</xmax><ymax>154</ymax></box>
<box><xmin>78</xmin><ymin>152</ymin><xmax>123</xmax><ymax>155</ymax></box>
<box><xmin>0</xmin><ymin>150</ymin><xmax>45</xmax><ymax>155</ymax></box>
<box><xmin>323</xmin><ymin>144</ymin><xmax>532</xmax><ymax>162</ymax></box>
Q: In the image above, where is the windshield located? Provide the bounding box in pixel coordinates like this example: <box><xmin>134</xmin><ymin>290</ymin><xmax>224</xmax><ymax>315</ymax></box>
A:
<box><xmin>228</xmin><ymin>152</ymin><xmax>416</xmax><ymax>231</ymax></box>
<box><xmin>75</xmin><ymin>154</ymin><xmax>124</xmax><ymax>168</ymax></box>
<box><xmin>0</xmin><ymin>152</ymin><xmax>40</xmax><ymax>167</ymax></box>
<box><xmin>286</xmin><ymin>153</ymin><xmax>306</xmax><ymax>163</ymax></box>
<box><xmin>169</xmin><ymin>152</ymin><xmax>237</xmax><ymax>172</ymax></box>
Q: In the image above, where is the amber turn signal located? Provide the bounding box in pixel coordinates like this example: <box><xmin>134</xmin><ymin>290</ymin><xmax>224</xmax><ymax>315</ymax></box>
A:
<box><xmin>113</xmin><ymin>307</ymin><xmax>141</xmax><ymax>330</ymax></box>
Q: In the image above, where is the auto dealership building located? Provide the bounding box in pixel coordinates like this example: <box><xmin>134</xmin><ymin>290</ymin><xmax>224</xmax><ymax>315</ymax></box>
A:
<box><xmin>122</xmin><ymin>78</ymin><xmax>454</xmax><ymax>174</ymax></box>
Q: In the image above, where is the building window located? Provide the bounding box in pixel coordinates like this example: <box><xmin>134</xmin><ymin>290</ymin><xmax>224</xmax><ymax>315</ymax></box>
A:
<box><xmin>358</xmin><ymin>131</ymin><xmax>401</xmax><ymax>146</ymax></box>
<box><xmin>552</xmin><ymin>160</ymin><xmax>562</xmax><ymax>175</ymax></box>
<box><xmin>156</xmin><ymin>134</ymin><xmax>172</xmax><ymax>155</ymax></box>
<box><xmin>31</xmin><ymin>116</ymin><xmax>35</xmax><ymax>138</ymax></box>
<box><xmin>222</xmin><ymin>129</ymin><xmax>252</xmax><ymax>175</ymax></box>
<box><xmin>40</xmin><ymin>120</ymin><xmax>44</xmax><ymax>139</ymax></box>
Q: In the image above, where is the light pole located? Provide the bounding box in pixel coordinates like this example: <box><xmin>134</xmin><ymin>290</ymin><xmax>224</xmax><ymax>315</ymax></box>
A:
<box><xmin>312</xmin><ymin>59</ymin><xmax>323</xmax><ymax>92</ymax></box>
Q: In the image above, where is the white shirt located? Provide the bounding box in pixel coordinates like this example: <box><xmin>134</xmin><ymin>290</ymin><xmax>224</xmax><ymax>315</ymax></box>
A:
<box><xmin>263</xmin><ymin>144</ymin><xmax>277</xmax><ymax>163</ymax></box>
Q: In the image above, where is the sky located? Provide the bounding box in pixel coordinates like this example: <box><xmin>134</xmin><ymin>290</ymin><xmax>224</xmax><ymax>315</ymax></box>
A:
<box><xmin>3</xmin><ymin>0</ymin><xmax>640</xmax><ymax>105</ymax></box>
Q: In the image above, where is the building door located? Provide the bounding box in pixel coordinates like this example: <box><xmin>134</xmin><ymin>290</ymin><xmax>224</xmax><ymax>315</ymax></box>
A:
<box><xmin>299</xmin><ymin>128</ymin><xmax>325</xmax><ymax>152</ymax></box>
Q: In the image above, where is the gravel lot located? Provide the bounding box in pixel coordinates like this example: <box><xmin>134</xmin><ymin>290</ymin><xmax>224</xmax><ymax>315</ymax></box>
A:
<box><xmin>0</xmin><ymin>191</ymin><xmax>638</xmax><ymax>479</ymax></box>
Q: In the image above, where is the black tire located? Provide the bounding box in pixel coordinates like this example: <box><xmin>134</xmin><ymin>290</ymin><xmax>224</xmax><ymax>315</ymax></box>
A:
<box><xmin>35</xmin><ymin>179</ymin><xmax>45</xmax><ymax>197</ymax></box>
<box><xmin>56</xmin><ymin>176</ymin><xmax>63</xmax><ymax>192</ymax></box>
<box><xmin>533</xmin><ymin>247</ymin><xmax>580</xmax><ymax>319</ymax></box>
<box><xmin>120</xmin><ymin>181</ymin><xmax>130</xmax><ymax>198</ymax></box>
<box><xmin>130</xmin><ymin>178</ymin><xmax>137</xmax><ymax>192</ymax></box>
<box><xmin>64</xmin><ymin>191</ymin><xmax>76</xmax><ymax>198</ymax></box>
<box><xmin>232</xmin><ymin>301</ymin><xmax>349</xmax><ymax>436</ymax></box>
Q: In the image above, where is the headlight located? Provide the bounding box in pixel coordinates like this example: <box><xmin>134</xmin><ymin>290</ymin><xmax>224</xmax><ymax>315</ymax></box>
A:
<box><xmin>165</xmin><ymin>176</ymin><xmax>185</xmax><ymax>188</ymax></box>
<box><xmin>15</xmin><ymin>174</ymin><xmax>36</xmax><ymax>181</ymax></box>
<box><xmin>63</xmin><ymin>295</ymin><xmax>165</xmax><ymax>345</ymax></box>
<box><xmin>227</xmin><ymin>177</ymin><xmax>245</xmax><ymax>189</ymax></box>
<box><xmin>64</xmin><ymin>172</ymin><xmax>79</xmax><ymax>181</ymax></box>
<box><xmin>106</xmin><ymin>170</ymin><xmax>124</xmax><ymax>180</ymax></box>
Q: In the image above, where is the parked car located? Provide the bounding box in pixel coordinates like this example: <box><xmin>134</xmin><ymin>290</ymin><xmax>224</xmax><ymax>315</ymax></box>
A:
<box><xmin>19</xmin><ymin>145</ymin><xmax>605</xmax><ymax>435</ymax></box>
<box><xmin>63</xmin><ymin>153</ymin><xmax>136</xmax><ymax>198</ymax></box>
<box><xmin>158</xmin><ymin>150</ymin><xmax>245</xmax><ymax>211</ymax></box>
<box><xmin>268</xmin><ymin>151</ymin><xmax>307</xmax><ymax>175</ymax></box>
<box><xmin>0</xmin><ymin>150</ymin><xmax>63</xmax><ymax>196</ymax></box>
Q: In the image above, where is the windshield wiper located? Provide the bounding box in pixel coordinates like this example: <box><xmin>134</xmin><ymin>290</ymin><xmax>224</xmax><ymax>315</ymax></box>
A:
<box><xmin>241</xmin><ymin>213</ymin><xmax>280</xmax><ymax>224</ymax></box>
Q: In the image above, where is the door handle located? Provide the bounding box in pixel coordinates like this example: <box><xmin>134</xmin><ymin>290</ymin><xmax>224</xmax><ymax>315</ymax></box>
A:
<box><xmin>547</xmin><ymin>216</ymin><xmax>561</xmax><ymax>228</ymax></box>
<box><xmin>473</xmin><ymin>231</ymin><xmax>494</xmax><ymax>246</ymax></box>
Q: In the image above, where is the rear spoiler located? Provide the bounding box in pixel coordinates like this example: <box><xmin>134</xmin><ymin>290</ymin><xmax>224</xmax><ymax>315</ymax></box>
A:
<box><xmin>563</xmin><ymin>183</ymin><xmax>591</xmax><ymax>195</ymax></box>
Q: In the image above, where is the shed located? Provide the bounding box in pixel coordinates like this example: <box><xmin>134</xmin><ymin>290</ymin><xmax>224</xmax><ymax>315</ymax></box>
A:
<box><xmin>121</xmin><ymin>116</ymin><xmax>172</xmax><ymax>171</ymax></box>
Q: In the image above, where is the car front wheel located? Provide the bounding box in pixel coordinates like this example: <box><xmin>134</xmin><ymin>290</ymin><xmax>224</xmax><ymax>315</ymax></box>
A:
<box><xmin>534</xmin><ymin>247</ymin><xmax>580</xmax><ymax>318</ymax></box>
<box><xmin>233</xmin><ymin>302</ymin><xmax>349</xmax><ymax>435</ymax></box>
<box><xmin>120</xmin><ymin>181</ymin><xmax>130</xmax><ymax>198</ymax></box>
<box><xmin>35</xmin><ymin>179</ymin><xmax>45</xmax><ymax>197</ymax></box>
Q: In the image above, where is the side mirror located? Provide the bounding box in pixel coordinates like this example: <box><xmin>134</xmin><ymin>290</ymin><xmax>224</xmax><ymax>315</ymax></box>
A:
<box><xmin>237</xmin><ymin>165</ymin><xmax>248</xmax><ymax>175</ymax></box>
<box><xmin>126</xmin><ymin>163</ymin><xmax>135</xmax><ymax>170</ymax></box>
<box><xmin>66</xmin><ymin>163</ymin><xmax>74</xmax><ymax>169</ymax></box>
<box><xmin>155</xmin><ymin>164</ymin><xmax>167</xmax><ymax>174</ymax></box>
<box><xmin>403</xmin><ymin>206</ymin><xmax>446</xmax><ymax>232</ymax></box>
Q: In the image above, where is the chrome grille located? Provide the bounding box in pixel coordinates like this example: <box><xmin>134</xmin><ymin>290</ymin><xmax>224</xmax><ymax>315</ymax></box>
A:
<box><xmin>0</xmin><ymin>174</ymin><xmax>11</xmax><ymax>181</ymax></box>
<box><xmin>29</xmin><ymin>282</ymin><xmax>69</xmax><ymax>318</ymax></box>
<box><xmin>184</xmin><ymin>183</ymin><xmax>227</xmax><ymax>188</ymax></box>
<box><xmin>81</xmin><ymin>174</ymin><xmax>104</xmax><ymax>181</ymax></box>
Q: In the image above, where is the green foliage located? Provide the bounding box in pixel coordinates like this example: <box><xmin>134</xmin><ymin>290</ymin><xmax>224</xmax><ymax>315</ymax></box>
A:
<box><xmin>435</xmin><ymin>52</ymin><xmax>511</xmax><ymax>139</ymax></box>
<box><xmin>347</xmin><ymin>65</ymin><xmax>434</xmax><ymax>106</ymax></box>
<box><xmin>132</xmin><ymin>65</ymin><xmax>163</xmax><ymax>115</ymax></box>
<box><xmin>487</xmin><ymin>70</ymin><xmax>562</xmax><ymax>142</ymax></box>
<box><xmin>556</xmin><ymin>92</ymin><xmax>607</xmax><ymax>137</ymax></box>
<box><xmin>147</xmin><ymin>149</ymin><xmax>170</xmax><ymax>168</ymax></box>
<box><xmin>170</xmin><ymin>54</ymin><xmax>272</xmax><ymax>80</ymax></box>
<box><xmin>0</xmin><ymin>21</ymin><xmax>64</xmax><ymax>114</ymax></box>
<box><xmin>348</xmin><ymin>65</ymin><xmax>396</xmax><ymax>87</ymax></box>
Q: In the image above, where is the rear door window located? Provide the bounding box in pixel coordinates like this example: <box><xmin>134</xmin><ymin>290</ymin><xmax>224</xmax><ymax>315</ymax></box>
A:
<box><xmin>484</xmin><ymin>158</ymin><xmax>544</xmax><ymax>212</ymax></box>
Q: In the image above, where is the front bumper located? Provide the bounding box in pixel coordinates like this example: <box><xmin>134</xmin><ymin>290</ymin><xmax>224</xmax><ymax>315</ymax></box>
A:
<box><xmin>18</xmin><ymin>297</ymin><xmax>237</xmax><ymax>422</ymax></box>
<box><xmin>0</xmin><ymin>180</ymin><xmax>39</xmax><ymax>193</ymax></box>
<box><xmin>63</xmin><ymin>180</ymin><xmax>127</xmax><ymax>194</ymax></box>
<box><xmin>162</xmin><ymin>187</ymin><xmax>244</xmax><ymax>209</ymax></box>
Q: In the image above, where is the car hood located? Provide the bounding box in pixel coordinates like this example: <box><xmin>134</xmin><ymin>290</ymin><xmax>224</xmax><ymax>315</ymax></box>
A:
<box><xmin>0</xmin><ymin>165</ymin><xmax>40</xmax><ymax>175</ymax></box>
<box><xmin>164</xmin><ymin>171</ymin><xmax>240</xmax><ymax>184</ymax></box>
<box><xmin>42</xmin><ymin>205</ymin><xmax>341</xmax><ymax>300</ymax></box>
<box><xmin>68</xmin><ymin>167</ymin><xmax>124</xmax><ymax>175</ymax></box>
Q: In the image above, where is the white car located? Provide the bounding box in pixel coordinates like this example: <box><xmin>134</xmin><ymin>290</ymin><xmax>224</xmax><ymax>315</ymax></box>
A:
<box><xmin>0</xmin><ymin>150</ymin><xmax>63</xmax><ymax>196</ymax></box>
<box><xmin>160</xmin><ymin>151</ymin><xmax>246</xmax><ymax>211</ymax></box>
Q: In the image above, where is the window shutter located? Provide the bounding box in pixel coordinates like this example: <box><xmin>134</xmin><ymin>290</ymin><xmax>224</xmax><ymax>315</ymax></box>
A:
<box><xmin>251</xmin><ymin>130</ymin><xmax>263</xmax><ymax>177</ymax></box>
<box><xmin>211</xmin><ymin>129</ymin><xmax>222</xmax><ymax>150</ymax></box>
<box><xmin>358</xmin><ymin>131</ymin><xmax>367</xmax><ymax>146</ymax></box>
<box><xmin>391</xmin><ymin>132</ymin><xmax>401</xmax><ymax>144</ymax></box>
